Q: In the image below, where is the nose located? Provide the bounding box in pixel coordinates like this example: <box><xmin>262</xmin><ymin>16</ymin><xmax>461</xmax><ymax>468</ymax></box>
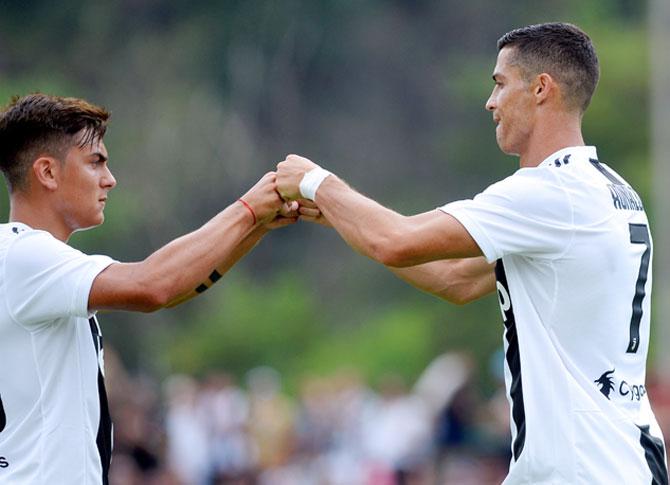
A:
<box><xmin>102</xmin><ymin>166</ymin><xmax>117</xmax><ymax>189</ymax></box>
<box><xmin>485</xmin><ymin>92</ymin><xmax>496</xmax><ymax>112</ymax></box>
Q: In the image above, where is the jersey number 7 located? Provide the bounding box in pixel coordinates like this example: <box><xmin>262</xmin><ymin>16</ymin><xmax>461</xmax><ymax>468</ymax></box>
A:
<box><xmin>590</xmin><ymin>159</ymin><xmax>651</xmax><ymax>354</ymax></box>
<box><xmin>627</xmin><ymin>223</ymin><xmax>651</xmax><ymax>354</ymax></box>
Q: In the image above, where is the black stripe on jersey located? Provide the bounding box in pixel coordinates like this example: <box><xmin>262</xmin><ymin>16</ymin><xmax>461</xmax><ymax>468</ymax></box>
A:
<box><xmin>0</xmin><ymin>393</ymin><xmax>6</xmax><ymax>433</ymax></box>
<box><xmin>589</xmin><ymin>158</ymin><xmax>624</xmax><ymax>185</ymax></box>
<box><xmin>89</xmin><ymin>317</ymin><xmax>112</xmax><ymax>485</ymax></box>
<box><xmin>495</xmin><ymin>260</ymin><xmax>526</xmax><ymax>461</ymax></box>
<box><xmin>96</xmin><ymin>368</ymin><xmax>112</xmax><ymax>485</ymax></box>
<box><xmin>89</xmin><ymin>318</ymin><xmax>100</xmax><ymax>353</ymax></box>
<box><xmin>637</xmin><ymin>425</ymin><xmax>668</xmax><ymax>485</ymax></box>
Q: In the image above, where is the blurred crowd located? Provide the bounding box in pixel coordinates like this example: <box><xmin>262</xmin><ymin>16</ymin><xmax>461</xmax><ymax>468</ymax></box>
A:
<box><xmin>104</xmin><ymin>349</ymin><xmax>670</xmax><ymax>485</ymax></box>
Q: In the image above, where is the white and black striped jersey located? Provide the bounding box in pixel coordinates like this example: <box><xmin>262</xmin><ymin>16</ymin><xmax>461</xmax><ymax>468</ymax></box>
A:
<box><xmin>441</xmin><ymin>146</ymin><xmax>668</xmax><ymax>484</ymax></box>
<box><xmin>0</xmin><ymin>223</ymin><xmax>115</xmax><ymax>484</ymax></box>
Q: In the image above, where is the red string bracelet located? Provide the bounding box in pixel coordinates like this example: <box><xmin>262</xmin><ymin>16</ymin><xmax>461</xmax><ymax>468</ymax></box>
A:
<box><xmin>237</xmin><ymin>198</ymin><xmax>257</xmax><ymax>225</ymax></box>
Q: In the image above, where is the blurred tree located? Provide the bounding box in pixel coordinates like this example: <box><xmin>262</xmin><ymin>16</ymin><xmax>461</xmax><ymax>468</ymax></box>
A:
<box><xmin>0</xmin><ymin>0</ymin><xmax>652</xmax><ymax>391</ymax></box>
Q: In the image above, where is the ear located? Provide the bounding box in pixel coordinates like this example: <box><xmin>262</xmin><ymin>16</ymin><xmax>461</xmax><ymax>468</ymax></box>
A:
<box><xmin>32</xmin><ymin>156</ymin><xmax>60</xmax><ymax>191</ymax></box>
<box><xmin>532</xmin><ymin>73</ymin><xmax>555</xmax><ymax>105</ymax></box>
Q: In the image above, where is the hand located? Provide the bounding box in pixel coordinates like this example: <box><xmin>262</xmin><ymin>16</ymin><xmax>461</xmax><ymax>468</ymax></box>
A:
<box><xmin>239</xmin><ymin>171</ymin><xmax>285</xmax><ymax>224</ymax></box>
<box><xmin>265</xmin><ymin>200</ymin><xmax>300</xmax><ymax>230</ymax></box>
<box><xmin>276</xmin><ymin>154</ymin><xmax>320</xmax><ymax>201</ymax></box>
<box><xmin>297</xmin><ymin>199</ymin><xmax>331</xmax><ymax>227</ymax></box>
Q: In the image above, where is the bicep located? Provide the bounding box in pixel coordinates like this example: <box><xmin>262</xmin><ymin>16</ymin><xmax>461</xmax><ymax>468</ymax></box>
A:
<box><xmin>391</xmin><ymin>210</ymin><xmax>485</xmax><ymax>267</ymax></box>
<box><xmin>89</xmin><ymin>262</ymin><xmax>162</xmax><ymax>312</ymax></box>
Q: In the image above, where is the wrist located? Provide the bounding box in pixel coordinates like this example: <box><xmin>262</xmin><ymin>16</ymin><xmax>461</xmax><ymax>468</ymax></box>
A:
<box><xmin>299</xmin><ymin>167</ymin><xmax>332</xmax><ymax>201</ymax></box>
<box><xmin>237</xmin><ymin>198</ymin><xmax>257</xmax><ymax>225</ymax></box>
<box><xmin>255</xmin><ymin>222</ymin><xmax>270</xmax><ymax>235</ymax></box>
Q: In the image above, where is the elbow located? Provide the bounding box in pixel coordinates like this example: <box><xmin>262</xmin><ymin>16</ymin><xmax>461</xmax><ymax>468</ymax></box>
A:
<box><xmin>373</xmin><ymin>236</ymin><xmax>416</xmax><ymax>268</ymax></box>
<box><xmin>366</xmin><ymin>218</ymin><xmax>421</xmax><ymax>267</ymax></box>
<box><xmin>375</xmin><ymin>246</ymin><xmax>408</xmax><ymax>267</ymax></box>
<box><xmin>438</xmin><ymin>281</ymin><xmax>479</xmax><ymax>306</ymax></box>
<box><xmin>134</xmin><ymin>285</ymin><xmax>171</xmax><ymax>313</ymax></box>
<box><xmin>375</xmin><ymin>246</ymin><xmax>399</xmax><ymax>267</ymax></box>
<box><xmin>138</xmin><ymin>301</ymin><xmax>165</xmax><ymax>313</ymax></box>
<box><xmin>445</xmin><ymin>293</ymin><xmax>474</xmax><ymax>306</ymax></box>
<box><xmin>447</xmin><ymin>287</ymin><xmax>483</xmax><ymax>306</ymax></box>
<box><xmin>147</xmin><ymin>288</ymin><xmax>172</xmax><ymax>312</ymax></box>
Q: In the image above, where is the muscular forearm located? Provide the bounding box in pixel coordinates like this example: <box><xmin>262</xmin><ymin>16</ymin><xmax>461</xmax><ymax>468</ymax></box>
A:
<box><xmin>313</xmin><ymin>176</ymin><xmax>416</xmax><ymax>266</ymax></box>
<box><xmin>164</xmin><ymin>223</ymin><xmax>268</xmax><ymax>308</ymax></box>
<box><xmin>90</xmin><ymin>170</ymin><xmax>293</xmax><ymax>312</ymax></box>
<box><xmin>313</xmin><ymin>176</ymin><xmax>481</xmax><ymax>267</ymax></box>
<box><xmin>90</xmin><ymin>203</ymin><xmax>261</xmax><ymax>312</ymax></box>
<box><xmin>277</xmin><ymin>154</ymin><xmax>483</xmax><ymax>266</ymax></box>
<box><xmin>139</xmin><ymin>203</ymin><xmax>259</xmax><ymax>306</ymax></box>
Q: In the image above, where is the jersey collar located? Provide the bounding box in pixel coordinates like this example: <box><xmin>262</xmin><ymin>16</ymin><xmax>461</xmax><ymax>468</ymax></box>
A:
<box><xmin>7</xmin><ymin>221</ymin><xmax>32</xmax><ymax>234</ymax></box>
<box><xmin>539</xmin><ymin>146</ymin><xmax>597</xmax><ymax>168</ymax></box>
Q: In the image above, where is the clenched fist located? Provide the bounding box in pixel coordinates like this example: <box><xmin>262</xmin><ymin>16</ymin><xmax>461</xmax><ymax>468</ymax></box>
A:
<box><xmin>276</xmin><ymin>154</ymin><xmax>320</xmax><ymax>201</ymax></box>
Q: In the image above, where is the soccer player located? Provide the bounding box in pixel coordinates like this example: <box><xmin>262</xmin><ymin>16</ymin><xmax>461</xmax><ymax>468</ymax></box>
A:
<box><xmin>0</xmin><ymin>93</ymin><xmax>297</xmax><ymax>484</ymax></box>
<box><xmin>276</xmin><ymin>23</ymin><xmax>669</xmax><ymax>484</ymax></box>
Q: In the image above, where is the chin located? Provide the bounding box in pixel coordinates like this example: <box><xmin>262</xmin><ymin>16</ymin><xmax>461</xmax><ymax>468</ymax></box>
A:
<box><xmin>499</xmin><ymin>146</ymin><xmax>520</xmax><ymax>156</ymax></box>
<box><xmin>496</xmin><ymin>140</ymin><xmax>512</xmax><ymax>155</ymax></box>
<box><xmin>76</xmin><ymin>215</ymin><xmax>105</xmax><ymax>233</ymax></box>
<box><xmin>496</xmin><ymin>138</ymin><xmax>520</xmax><ymax>157</ymax></box>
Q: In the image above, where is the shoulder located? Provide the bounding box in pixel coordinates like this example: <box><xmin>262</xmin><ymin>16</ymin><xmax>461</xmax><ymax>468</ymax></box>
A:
<box><xmin>4</xmin><ymin>227</ymin><xmax>88</xmax><ymax>276</ymax></box>
<box><xmin>477</xmin><ymin>166</ymin><xmax>571</xmax><ymax>216</ymax></box>
<box><xmin>10</xmin><ymin>227</ymin><xmax>81</xmax><ymax>255</ymax></box>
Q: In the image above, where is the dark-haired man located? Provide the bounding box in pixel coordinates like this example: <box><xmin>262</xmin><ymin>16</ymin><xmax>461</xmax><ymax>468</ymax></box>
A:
<box><xmin>0</xmin><ymin>93</ymin><xmax>295</xmax><ymax>484</ymax></box>
<box><xmin>277</xmin><ymin>23</ymin><xmax>668</xmax><ymax>483</ymax></box>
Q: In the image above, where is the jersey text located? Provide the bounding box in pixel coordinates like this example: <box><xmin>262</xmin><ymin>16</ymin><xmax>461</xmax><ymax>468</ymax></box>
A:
<box><xmin>607</xmin><ymin>184</ymin><xmax>644</xmax><ymax>211</ymax></box>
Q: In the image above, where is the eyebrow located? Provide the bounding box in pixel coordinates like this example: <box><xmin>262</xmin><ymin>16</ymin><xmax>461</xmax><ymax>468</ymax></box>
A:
<box><xmin>91</xmin><ymin>152</ymin><xmax>108</xmax><ymax>162</ymax></box>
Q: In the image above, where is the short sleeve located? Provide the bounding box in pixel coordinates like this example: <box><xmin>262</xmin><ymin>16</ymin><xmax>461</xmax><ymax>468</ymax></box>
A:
<box><xmin>3</xmin><ymin>230</ymin><xmax>116</xmax><ymax>329</ymax></box>
<box><xmin>439</xmin><ymin>168</ymin><xmax>574</xmax><ymax>263</ymax></box>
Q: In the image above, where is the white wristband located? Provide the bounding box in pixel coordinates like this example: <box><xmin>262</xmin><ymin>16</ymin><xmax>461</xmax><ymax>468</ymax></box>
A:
<box><xmin>299</xmin><ymin>167</ymin><xmax>332</xmax><ymax>201</ymax></box>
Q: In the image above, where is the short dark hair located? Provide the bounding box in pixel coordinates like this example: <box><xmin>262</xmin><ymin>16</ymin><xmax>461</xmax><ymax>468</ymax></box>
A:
<box><xmin>497</xmin><ymin>23</ymin><xmax>600</xmax><ymax>113</ymax></box>
<box><xmin>0</xmin><ymin>93</ymin><xmax>110</xmax><ymax>192</ymax></box>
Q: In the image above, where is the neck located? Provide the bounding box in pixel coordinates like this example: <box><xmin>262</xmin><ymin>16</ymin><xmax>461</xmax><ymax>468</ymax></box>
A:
<box><xmin>518</xmin><ymin>111</ymin><xmax>585</xmax><ymax>168</ymax></box>
<box><xmin>9</xmin><ymin>194</ymin><xmax>72</xmax><ymax>242</ymax></box>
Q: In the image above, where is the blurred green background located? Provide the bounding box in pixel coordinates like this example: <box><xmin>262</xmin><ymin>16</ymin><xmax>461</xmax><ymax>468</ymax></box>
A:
<box><xmin>0</xmin><ymin>0</ymin><xmax>652</xmax><ymax>393</ymax></box>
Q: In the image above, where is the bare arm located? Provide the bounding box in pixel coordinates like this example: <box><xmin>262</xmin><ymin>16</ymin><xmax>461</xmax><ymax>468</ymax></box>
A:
<box><xmin>298</xmin><ymin>200</ymin><xmax>495</xmax><ymax>304</ymax></box>
<box><xmin>390</xmin><ymin>257</ymin><xmax>495</xmax><ymax>304</ymax></box>
<box><xmin>89</xmin><ymin>172</ymin><xmax>296</xmax><ymax>312</ymax></box>
<box><xmin>163</xmin><ymin>206</ymin><xmax>298</xmax><ymax>308</ymax></box>
<box><xmin>277</xmin><ymin>155</ymin><xmax>483</xmax><ymax>267</ymax></box>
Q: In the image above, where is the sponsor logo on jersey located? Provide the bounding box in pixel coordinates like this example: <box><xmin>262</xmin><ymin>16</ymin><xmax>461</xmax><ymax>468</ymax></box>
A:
<box><xmin>594</xmin><ymin>369</ymin><xmax>647</xmax><ymax>402</ymax></box>
<box><xmin>594</xmin><ymin>369</ymin><xmax>616</xmax><ymax>399</ymax></box>
<box><xmin>0</xmin><ymin>456</ymin><xmax>8</xmax><ymax>468</ymax></box>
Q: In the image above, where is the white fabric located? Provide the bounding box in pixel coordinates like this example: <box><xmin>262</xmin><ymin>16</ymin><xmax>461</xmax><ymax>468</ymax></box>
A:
<box><xmin>299</xmin><ymin>167</ymin><xmax>332</xmax><ymax>201</ymax></box>
<box><xmin>0</xmin><ymin>223</ymin><xmax>115</xmax><ymax>484</ymax></box>
<box><xmin>440</xmin><ymin>146</ymin><xmax>667</xmax><ymax>484</ymax></box>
